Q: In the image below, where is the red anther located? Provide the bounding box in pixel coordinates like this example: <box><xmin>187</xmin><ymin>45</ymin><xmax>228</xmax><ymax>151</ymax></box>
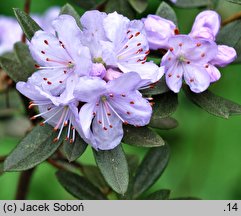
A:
<box><xmin>46</xmin><ymin>58</ymin><xmax>50</xmax><ymax>61</ymax></box>
<box><xmin>71</xmin><ymin>126</ymin><xmax>75</xmax><ymax>130</ymax></box>
<box><xmin>41</xmin><ymin>51</ymin><xmax>45</xmax><ymax>54</ymax></box>
<box><xmin>53</xmin><ymin>138</ymin><xmax>59</xmax><ymax>143</ymax></box>
<box><xmin>93</xmin><ymin>112</ymin><xmax>96</xmax><ymax>116</ymax></box>
<box><xmin>109</xmin><ymin>93</ymin><xmax>114</xmax><ymax>97</ymax></box>
<box><xmin>190</xmin><ymin>79</ymin><xmax>194</xmax><ymax>82</ymax></box>
<box><xmin>205</xmin><ymin>64</ymin><xmax>209</xmax><ymax>68</ymax></box>
<box><xmin>47</xmin><ymin>81</ymin><xmax>52</xmax><ymax>85</ymax></box>
<box><xmin>187</xmin><ymin>61</ymin><xmax>190</xmax><ymax>64</ymax></box>
<box><xmin>98</xmin><ymin>120</ymin><xmax>102</xmax><ymax>124</ymax></box>
<box><xmin>137</xmin><ymin>43</ymin><xmax>141</xmax><ymax>46</ymax></box>
<box><xmin>35</xmin><ymin>64</ymin><xmax>40</xmax><ymax>68</ymax></box>
<box><xmin>103</xmin><ymin>127</ymin><xmax>108</xmax><ymax>130</ymax></box>
<box><xmin>121</xmin><ymin>94</ymin><xmax>126</xmax><ymax>97</ymax></box>
<box><xmin>64</xmin><ymin>121</ymin><xmax>68</xmax><ymax>126</ymax></box>
<box><xmin>64</xmin><ymin>70</ymin><xmax>67</xmax><ymax>74</ymax></box>
<box><xmin>43</xmin><ymin>77</ymin><xmax>47</xmax><ymax>81</ymax></box>
<box><xmin>177</xmin><ymin>75</ymin><xmax>180</xmax><ymax>78</ymax></box>
<box><xmin>47</xmin><ymin>107</ymin><xmax>52</xmax><ymax>111</ymax></box>
<box><xmin>127</xmin><ymin>111</ymin><xmax>131</xmax><ymax>115</ymax></box>
<box><xmin>196</xmin><ymin>43</ymin><xmax>202</xmax><ymax>47</ymax></box>
<box><xmin>141</xmin><ymin>62</ymin><xmax>146</xmax><ymax>64</ymax></box>
<box><xmin>59</xmin><ymin>81</ymin><xmax>63</xmax><ymax>83</ymax></box>
<box><xmin>69</xmin><ymin>139</ymin><xmax>74</xmax><ymax>144</ymax></box>
<box><xmin>68</xmin><ymin>61</ymin><xmax>72</xmax><ymax>64</ymax></box>
<box><xmin>150</xmin><ymin>102</ymin><xmax>155</xmax><ymax>106</ymax></box>
<box><xmin>62</xmin><ymin>44</ymin><xmax>65</xmax><ymax>49</ymax></box>
<box><xmin>39</xmin><ymin>122</ymin><xmax>45</xmax><ymax>126</ymax></box>
<box><xmin>96</xmin><ymin>103</ymin><xmax>99</xmax><ymax>106</ymax></box>
<box><xmin>179</xmin><ymin>43</ymin><xmax>183</xmax><ymax>47</ymax></box>
<box><xmin>125</xmin><ymin>45</ymin><xmax>128</xmax><ymax>49</ymax></box>
<box><xmin>123</xmin><ymin>121</ymin><xmax>128</xmax><ymax>125</ymax></box>
<box><xmin>170</xmin><ymin>47</ymin><xmax>174</xmax><ymax>52</ymax></box>
<box><xmin>65</xmin><ymin>137</ymin><xmax>69</xmax><ymax>141</ymax></box>
<box><xmin>168</xmin><ymin>57</ymin><xmax>172</xmax><ymax>61</ymax></box>
<box><xmin>30</xmin><ymin>116</ymin><xmax>36</xmax><ymax>120</ymax></box>
<box><xmin>129</xmin><ymin>34</ymin><xmax>134</xmax><ymax>39</ymax></box>
<box><xmin>174</xmin><ymin>28</ymin><xmax>179</xmax><ymax>35</ymax></box>
<box><xmin>127</xmin><ymin>30</ymin><xmax>131</xmax><ymax>34</ymax></box>
<box><xmin>168</xmin><ymin>73</ymin><xmax>172</xmax><ymax>77</ymax></box>
<box><xmin>130</xmin><ymin>101</ymin><xmax>135</xmax><ymax>104</ymax></box>
<box><xmin>135</xmin><ymin>32</ymin><xmax>140</xmax><ymax>37</ymax></box>
<box><xmin>110</xmin><ymin>125</ymin><xmax>113</xmax><ymax>128</ymax></box>
<box><xmin>44</xmin><ymin>40</ymin><xmax>49</xmax><ymax>45</ymax></box>
<box><xmin>59</xmin><ymin>41</ymin><xmax>63</xmax><ymax>44</ymax></box>
<box><xmin>107</xmin><ymin>112</ymin><xmax>111</xmax><ymax>116</ymax></box>
<box><xmin>201</xmin><ymin>53</ymin><xmax>205</xmax><ymax>57</ymax></box>
<box><xmin>53</xmin><ymin>127</ymin><xmax>58</xmax><ymax>131</ymax></box>
<box><xmin>145</xmin><ymin>50</ymin><xmax>150</xmax><ymax>55</ymax></box>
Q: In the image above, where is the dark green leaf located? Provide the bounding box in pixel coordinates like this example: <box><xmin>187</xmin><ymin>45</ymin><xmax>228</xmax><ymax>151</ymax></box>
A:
<box><xmin>82</xmin><ymin>165</ymin><xmax>110</xmax><ymax>194</ymax></box>
<box><xmin>226</xmin><ymin>0</ymin><xmax>241</xmax><ymax>4</ymax></box>
<box><xmin>0</xmin><ymin>56</ymin><xmax>24</xmax><ymax>82</ymax></box>
<box><xmin>132</xmin><ymin>144</ymin><xmax>170</xmax><ymax>198</ymax></box>
<box><xmin>156</xmin><ymin>2</ymin><xmax>178</xmax><ymax>25</ymax></box>
<box><xmin>173</xmin><ymin>0</ymin><xmax>210</xmax><ymax>8</ymax></box>
<box><xmin>123</xmin><ymin>125</ymin><xmax>165</xmax><ymax>147</ymax></box>
<box><xmin>63</xmin><ymin>134</ymin><xmax>87</xmax><ymax>162</ymax></box>
<box><xmin>14</xmin><ymin>42</ymin><xmax>36</xmax><ymax>75</ymax></box>
<box><xmin>105</xmin><ymin>0</ymin><xmax>135</xmax><ymax>19</ymax></box>
<box><xmin>60</xmin><ymin>3</ymin><xmax>81</xmax><ymax>28</ymax></box>
<box><xmin>172</xmin><ymin>197</ymin><xmax>201</xmax><ymax>200</ymax></box>
<box><xmin>183</xmin><ymin>86</ymin><xmax>241</xmax><ymax>119</ymax></box>
<box><xmin>93</xmin><ymin>145</ymin><xmax>129</xmax><ymax>194</ymax></box>
<box><xmin>149</xmin><ymin>116</ymin><xmax>178</xmax><ymax>130</ymax></box>
<box><xmin>152</xmin><ymin>91</ymin><xmax>178</xmax><ymax>118</ymax></box>
<box><xmin>141</xmin><ymin>77</ymin><xmax>169</xmax><ymax>96</ymax></box>
<box><xmin>70</xmin><ymin>0</ymin><xmax>107</xmax><ymax>10</ymax></box>
<box><xmin>146</xmin><ymin>189</ymin><xmax>171</xmax><ymax>200</ymax></box>
<box><xmin>4</xmin><ymin>125</ymin><xmax>63</xmax><ymax>171</ymax></box>
<box><xmin>126</xmin><ymin>154</ymin><xmax>139</xmax><ymax>176</ymax></box>
<box><xmin>128</xmin><ymin>0</ymin><xmax>148</xmax><ymax>13</ymax></box>
<box><xmin>13</xmin><ymin>8</ymin><xmax>42</xmax><ymax>41</ymax></box>
<box><xmin>217</xmin><ymin>20</ymin><xmax>241</xmax><ymax>63</ymax></box>
<box><xmin>56</xmin><ymin>170</ymin><xmax>107</xmax><ymax>200</ymax></box>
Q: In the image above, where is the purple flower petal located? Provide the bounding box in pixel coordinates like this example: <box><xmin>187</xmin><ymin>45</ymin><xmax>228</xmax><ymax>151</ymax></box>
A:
<box><xmin>210</xmin><ymin>45</ymin><xmax>237</xmax><ymax>67</ymax></box>
<box><xmin>205</xmin><ymin>64</ymin><xmax>221</xmax><ymax>82</ymax></box>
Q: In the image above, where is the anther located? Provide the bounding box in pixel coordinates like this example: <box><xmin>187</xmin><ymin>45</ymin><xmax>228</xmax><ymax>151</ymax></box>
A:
<box><xmin>41</xmin><ymin>51</ymin><xmax>45</xmax><ymax>54</ymax></box>
<box><xmin>103</xmin><ymin>127</ymin><xmax>108</xmax><ymax>130</ymax></box>
<box><xmin>190</xmin><ymin>79</ymin><xmax>194</xmax><ymax>82</ymax></box>
<box><xmin>179</xmin><ymin>43</ymin><xmax>183</xmax><ymax>47</ymax></box>
<box><xmin>127</xmin><ymin>111</ymin><xmax>131</xmax><ymax>115</ymax></box>
<box><xmin>98</xmin><ymin>120</ymin><xmax>102</xmax><ymax>124</ymax></box>
<box><xmin>109</xmin><ymin>93</ymin><xmax>114</xmax><ymax>98</ymax></box>
<box><xmin>196</xmin><ymin>43</ymin><xmax>201</xmax><ymax>47</ymax></box>
<box><xmin>129</xmin><ymin>34</ymin><xmax>134</xmax><ymax>39</ymax></box>
<box><xmin>35</xmin><ymin>64</ymin><xmax>40</xmax><ymax>68</ymax></box>
<box><xmin>110</xmin><ymin>125</ymin><xmax>113</xmax><ymax>128</ymax></box>
<box><xmin>137</xmin><ymin>43</ymin><xmax>141</xmax><ymax>46</ymax></box>
<box><xmin>205</xmin><ymin>64</ymin><xmax>209</xmax><ymax>68</ymax></box>
<box><xmin>47</xmin><ymin>81</ymin><xmax>52</xmax><ymax>85</ymax></box>
<box><xmin>135</xmin><ymin>32</ymin><xmax>140</xmax><ymax>37</ymax></box>
<box><xmin>53</xmin><ymin>138</ymin><xmax>59</xmax><ymax>143</ymax></box>
<box><xmin>130</xmin><ymin>101</ymin><xmax>135</xmax><ymax>104</ymax></box>
<box><xmin>43</xmin><ymin>77</ymin><xmax>47</xmax><ymax>81</ymax></box>
<box><xmin>39</xmin><ymin>122</ymin><xmax>45</xmax><ymax>126</ymax></box>
<box><xmin>69</xmin><ymin>139</ymin><xmax>74</xmax><ymax>144</ymax></box>
<box><xmin>145</xmin><ymin>50</ymin><xmax>150</xmax><ymax>55</ymax></box>
<box><xmin>201</xmin><ymin>53</ymin><xmax>205</xmax><ymax>57</ymax></box>
<box><xmin>123</xmin><ymin>121</ymin><xmax>128</xmax><ymax>125</ymax></box>
<box><xmin>170</xmin><ymin>47</ymin><xmax>174</xmax><ymax>52</ymax></box>
<box><xmin>168</xmin><ymin>73</ymin><xmax>172</xmax><ymax>77</ymax></box>
<box><xmin>121</xmin><ymin>94</ymin><xmax>126</xmax><ymax>97</ymax></box>
<box><xmin>174</xmin><ymin>28</ymin><xmax>179</xmax><ymax>35</ymax></box>
<box><xmin>44</xmin><ymin>40</ymin><xmax>49</xmax><ymax>45</ymax></box>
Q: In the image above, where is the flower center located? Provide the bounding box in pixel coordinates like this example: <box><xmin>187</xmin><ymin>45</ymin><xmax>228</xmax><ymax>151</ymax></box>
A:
<box><xmin>178</xmin><ymin>55</ymin><xmax>186</xmax><ymax>62</ymax></box>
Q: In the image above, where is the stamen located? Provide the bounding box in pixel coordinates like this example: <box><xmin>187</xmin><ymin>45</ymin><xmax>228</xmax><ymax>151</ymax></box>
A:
<box><xmin>135</xmin><ymin>32</ymin><xmax>140</xmax><ymax>37</ymax></box>
<box><xmin>44</xmin><ymin>40</ymin><xmax>49</xmax><ymax>45</ymax></box>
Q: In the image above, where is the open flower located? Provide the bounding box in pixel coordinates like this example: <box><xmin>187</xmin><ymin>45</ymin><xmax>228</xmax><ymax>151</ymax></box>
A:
<box><xmin>29</xmin><ymin>14</ymin><xmax>92</xmax><ymax>96</ymax></box>
<box><xmin>162</xmin><ymin>35</ymin><xmax>218</xmax><ymax>93</ymax></box>
<box><xmin>74</xmin><ymin>72</ymin><xmax>152</xmax><ymax>150</ymax></box>
<box><xmin>80</xmin><ymin>11</ymin><xmax>164</xmax><ymax>85</ymax></box>
<box><xmin>16</xmin><ymin>79</ymin><xmax>81</xmax><ymax>143</ymax></box>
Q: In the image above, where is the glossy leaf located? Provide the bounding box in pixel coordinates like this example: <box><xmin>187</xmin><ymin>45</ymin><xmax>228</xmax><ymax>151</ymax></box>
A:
<box><xmin>82</xmin><ymin>165</ymin><xmax>110</xmax><ymax>194</ymax></box>
<box><xmin>126</xmin><ymin>154</ymin><xmax>139</xmax><ymax>176</ymax></box>
<box><xmin>4</xmin><ymin>125</ymin><xmax>63</xmax><ymax>171</ymax></box>
<box><xmin>128</xmin><ymin>0</ymin><xmax>148</xmax><ymax>13</ymax></box>
<box><xmin>14</xmin><ymin>42</ymin><xmax>36</xmax><ymax>75</ymax></box>
<box><xmin>184</xmin><ymin>86</ymin><xmax>241</xmax><ymax>119</ymax></box>
<box><xmin>146</xmin><ymin>189</ymin><xmax>171</xmax><ymax>200</ymax></box>
<box><xmin>70</xmin><ymin>0</ymin><xmax>107</xmax><ymax>10</ymax></box>
<box><xmin>141</xmin><ymin>77</ymin><xmax>169</xmax><ymax>96</ymax></box>
<box><xmin>56</xmin><ymin>170</ymin><xmax>107</xmax><ymax>200</ymax></box>
<box><xmin>123</xmin><ymin>125</ymin><xmax>165</xmax><ymax>147</ymax></box>
<box><xmin>152</xmin><ymin>91</ymin><xmax>178</xmax><ymax>118</ymax></box>
<box><xmin>149</xmin><ymin>116</ymin><xmax>178</xmax><ymax>130</ymax></box>
<box><xmin>173</xmin><ymin>0</ymin><xmax>210</xmax><ymax>8</ymax></box>
<box><xmin>217</xmin><ymin>20</ymin><xmax>241</xmax><ymax>63</ymax></box>
<box><xmin>13</xmin><ymin>8</ymin><xmax>42</xmax><ymax>41</ymax></box>
<box><xmin>63</xmin><ymin>134</ymin><xmax>87</xmax><ymax>162</ymax></box>
<box><xmin>93</xmin><ymin>145</ymin><xmax>129</xmax><ymax>194</ymax></box>
<box><xmin>60</xmin><ymin>3</ymin><xmax>81</xmax><ymax>28</ymax></box>
<box><xmin>132</xmin><ymin>144</ymin><xmax>170</xmax><ymax>198</ymax></box>
<box><xmin>226</xmin><ymin>0</ymin><xmax>241</xmax><ymax>4</ymax></box>
<box><xmin>105</xmin><ymin>0</ymin><xmax>135</xmax><ymax>19</ymax></box>
<box><xmin>156</xmin><ymin>2</ymin><xmax>178</xmax><ymax>25</ymax></box>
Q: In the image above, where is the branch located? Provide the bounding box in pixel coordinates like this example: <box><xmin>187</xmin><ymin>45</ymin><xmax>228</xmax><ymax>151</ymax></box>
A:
<box><xmin>21</xmin><ymin>0</ymin><xmax>31</xmax><ymax>43</ymax></box>
<box><xmin>15</xmin><ymin>168</ymin><xmax>35</xmax><ymax>200</ymax></box>
<box><xmin>222</xmin><ymin>10</ymin><xmax>241</xmax><ymax>26</ymax></box>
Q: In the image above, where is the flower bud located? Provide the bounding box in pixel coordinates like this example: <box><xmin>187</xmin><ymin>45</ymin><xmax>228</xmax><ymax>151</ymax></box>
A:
<box><xmin>104</xmin><ymin>68</ymin><xmax>122</xmax><ymax>81</ymax></box>
<box><xmin>90</xmin><ymin>63</ymin><xmax>106</xmax><ymax>78</ymax></box>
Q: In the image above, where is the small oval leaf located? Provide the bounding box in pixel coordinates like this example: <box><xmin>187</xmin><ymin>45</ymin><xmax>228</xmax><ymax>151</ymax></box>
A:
<box><xmin>128</xmin><ymin>0</ymin><xmax>148</xmax><ymax>13</ymax></box>
<box><xmin>132</xmin><ymin>144</ymin><xmax>170</xmax><ymax>198</ymax></box>
<box><xmin>93</xmin><ymin>145</ymin><xmax>129</xmax><ymax>194</ymax></box>
<box><xmin>13</xmin><ymin>8</ymin><xmax>42</xmax><ymax>41</ymax></box>
<box><xmin>149</xmin><ymin>116</ymin><xmax>178</xmax><ymax>130</ymax></box>
<box><xmin>4</xmin><ymin>125</ymin><xmax>63</xmax><ymax>171</ymax></box>
<box><xmin>56</xmin><ymin>170</ymin><xmax>107</xmax><ymax>200</ymax></box>
<box><xmin>60</xmin><ymin>3</ymin><xmax>81</xmax><ymax>28</ymax></box>
<box><xmin>146</xmin><ymin>189</ymin><xmax>171</xmax><ymax>200</ymax></box>
<box><xmin>123</xmin><ymin>125</ymin><xmax>165</xmax><ymax>147</ymax></box>
<box><xmin>156</xmin><ymin>2</ymin><xmax>178</xmax><ymax>25</ymax></box>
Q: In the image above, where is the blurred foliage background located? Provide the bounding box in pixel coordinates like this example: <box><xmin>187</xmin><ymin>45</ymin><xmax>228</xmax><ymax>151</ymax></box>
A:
<box><xmin>0</xmin><ymin>0</ymin><xmax>241</xmax><ymax>200</ymax></box>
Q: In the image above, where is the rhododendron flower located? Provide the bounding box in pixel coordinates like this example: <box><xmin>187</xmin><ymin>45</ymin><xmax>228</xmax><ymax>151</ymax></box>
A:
<box><xmin>16</xmin><ymin>80</ymin><xmax>81</xmax><ymax>143</ymax></box>
<box><xmin>74</xmin><ymin>72</ymin><xmax>152</xmax><ymax>150</ymax></box>
<box><xmin>29</xmin><ymin>15</ymin><xmax>92</xmax><ymax>96</ymax></box>
<box><xmin>162</xmin><ymin>35</ymin><xmax>218</xmax><ymax>93</ymax></box>
<box><xmin>80</xmin><ymin>11</ymin><xmax>164</xmax><ymax>85</ymax></box>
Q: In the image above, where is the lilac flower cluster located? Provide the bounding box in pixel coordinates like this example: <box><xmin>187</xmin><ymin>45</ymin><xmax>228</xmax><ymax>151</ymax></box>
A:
<box><xmin>17</xmin><ymin>11</ymin><xmax>162</xmax><ymax>150</ymax></box>
<box><xmin>16</xmin><ymin>10</ymin><xmax>236</xmax><ymax>150</ymax></box>
<box><xmin>143</xmin><ymin>10</ymin><xmax>237</xmax><ymax>93</ymax></box>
